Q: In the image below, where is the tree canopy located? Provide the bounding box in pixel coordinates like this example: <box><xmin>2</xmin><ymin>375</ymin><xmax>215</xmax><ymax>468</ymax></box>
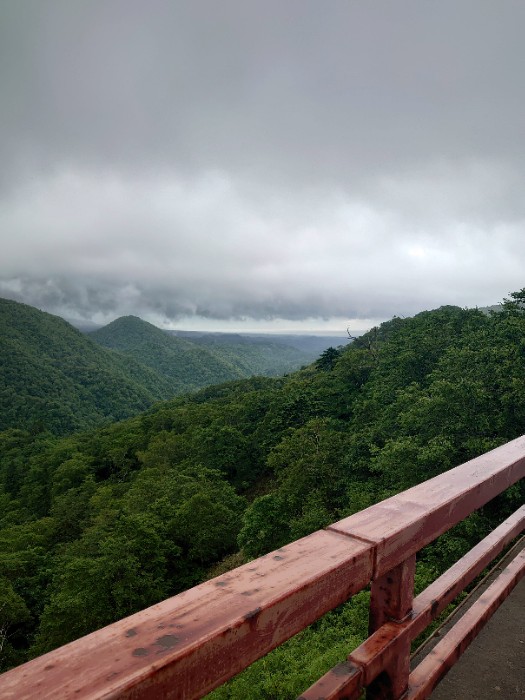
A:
<box><xmin>1</xmin><ymin>293</ymin><xmax>524</xmax><ymax>698</ymax></box>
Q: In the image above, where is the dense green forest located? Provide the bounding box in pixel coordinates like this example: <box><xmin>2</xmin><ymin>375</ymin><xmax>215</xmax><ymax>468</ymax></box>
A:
<box><xmin>1</xmin><ymin>294</ymin><xmax>524</xmax><ymax>697</ymax></box>
<box><xmin>0</xmin><ymin>299</ymin><xmax>312</xmax><ymax>436</ymax></box>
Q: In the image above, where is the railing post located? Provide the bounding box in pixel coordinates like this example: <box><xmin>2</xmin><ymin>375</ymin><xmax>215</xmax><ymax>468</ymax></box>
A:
<box><xmin>366</xmin><ymin>554</ymin><xmax>416</xmax><ymax>700</ymax></box>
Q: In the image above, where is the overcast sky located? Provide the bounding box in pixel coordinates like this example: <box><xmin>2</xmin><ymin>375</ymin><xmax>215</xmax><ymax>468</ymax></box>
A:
<box><xmin>1</xmin><ymin>1</ymin><xmax>525</xmax><ymax>332</ymax></box>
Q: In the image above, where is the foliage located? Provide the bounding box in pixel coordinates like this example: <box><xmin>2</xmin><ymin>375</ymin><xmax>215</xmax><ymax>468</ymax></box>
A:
<box><xmin>0</xmin><ymin>299</ymin><xmax>314</xmax><ymax>436</ymax></box>
<box><xmin>1</xmin><ymin>292</ymin><xmax>525</xmax><ymax>693</ymax></box>
<box><xmin>0</xmin><ymin>299</ymin><xmax>173</xmax><ymax>435</ymax></box>
<box><xmin>90</xmin><ymin>316</ymin><xmax>314</xmax><ymax>386</ymax></box>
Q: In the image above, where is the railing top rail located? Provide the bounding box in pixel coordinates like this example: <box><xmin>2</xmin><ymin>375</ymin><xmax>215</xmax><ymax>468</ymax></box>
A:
<box><xmin>329</xmin><ymin>435</ymin><xmax>525</xmax><ymax>576</ymax></box>
<box><xmin>1</xmin><ymin>436</ymin><xmax>524</xmax><ymax>700</ymax></box>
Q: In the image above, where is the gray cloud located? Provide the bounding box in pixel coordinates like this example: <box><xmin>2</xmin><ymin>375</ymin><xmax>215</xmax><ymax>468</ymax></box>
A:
<box><xmin>1</xmin><ymin>2</ymin><xmax>525</xmax><ymax>328</ymax></box>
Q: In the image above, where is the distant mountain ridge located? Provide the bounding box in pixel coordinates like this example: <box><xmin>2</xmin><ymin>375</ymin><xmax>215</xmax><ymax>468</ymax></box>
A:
<box><xmin>0</xmin><ymin>299</ymin><xmax>321</xmax><ymax>435</ymax></box>
<box><xmin>89</xmin><ymin>316</ymin><xmax>245</xmax><ymax>391</ymax></box>
<box><xmin>0</xmin><ymin>298</ymin><xmax>176</xmax><ymax>435</ymax></box>
<box><xmin>168</xmin><ymin>330</ymin><xmax>350</xmax><ymax>356</ymax></box>
<box><xmin>66</xmin><ymin>316</ymin><xmax>352</xmax><ymax>355</ymax></box>
<box><xmin>89</xmin><ymin>316</ymin><xmax>315</xmax><ymax>386</ymax></box>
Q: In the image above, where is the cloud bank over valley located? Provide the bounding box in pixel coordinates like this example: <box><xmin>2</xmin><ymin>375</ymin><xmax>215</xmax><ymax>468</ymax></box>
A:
<box><xmin>1</xmin><ymin>1</ymin><xmax>525</xmax><ymax>330</ymax></box>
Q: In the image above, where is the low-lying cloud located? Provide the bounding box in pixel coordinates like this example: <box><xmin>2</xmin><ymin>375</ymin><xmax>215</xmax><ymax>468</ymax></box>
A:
<box><xmin>1</xmin><ymin>166</ymin><xmax>523</xmax><ymax>327</ymax></box>
<box><xmin>1</xmin><ymin>2</ymin><xmax>525</xmax><ymax>329</ymax></box>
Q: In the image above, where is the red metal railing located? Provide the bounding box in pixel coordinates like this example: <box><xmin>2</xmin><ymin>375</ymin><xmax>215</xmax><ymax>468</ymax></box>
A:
<box><xmin>1</xmin><ymin>437</ymin><xmax>524</xmax><ymax>700</ymax></box>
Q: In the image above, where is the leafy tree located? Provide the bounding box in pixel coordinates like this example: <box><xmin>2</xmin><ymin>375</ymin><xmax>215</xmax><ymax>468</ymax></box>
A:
<box><xmin>316</xmin><ymin>346</ymin><xmax>341</xmax><ymax>371</ymax></box>
<box><xmin>238</xmin><ymin>494</ymin><xmax>291</xmax><ymax>558</ymax></box>
<box><xmin>0</xmin><ymin>578</ymin><xmax>31</xmax><ymax>672</ymax></box>
<box><xmin>267</xmin><ymin>418</ymin><xmax>349</xmax><ymax>517</ymax></box>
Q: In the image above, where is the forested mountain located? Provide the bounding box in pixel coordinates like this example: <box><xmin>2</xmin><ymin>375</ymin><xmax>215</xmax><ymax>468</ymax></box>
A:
<box><xmin>90</xmin><ymin>316</ymin><xmax>245</xmax><ymax>388</ymax></box>
<box><xmin>0</xmin><ymin>301</ymin><xmax>313</xmax><ymax>437</ymax></box>
<box><xmin>1</xmin><ymin>294</ymin><xmax>524</xmax><ymax>695</ymax></box>
<box><xmin>90</xmin><ymin>316</ymin><xmax>311</xmax><ymax>388</ymax></box>
<box><xmin>166</xmin><ymin>329</ymin><xmax>320</xmax><ymax>375</ymax></box>
<box><xmin>0</xmin><ymin>298</ymin><xmax>178</xmax><ymax>435</ymax></box>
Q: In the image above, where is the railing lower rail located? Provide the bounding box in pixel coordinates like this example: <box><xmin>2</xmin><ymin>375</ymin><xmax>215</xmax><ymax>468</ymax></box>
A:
<box><xmin>1</xmin><ymin>437</ymin><xmax>524</xmax><ymax>700</ymax></box>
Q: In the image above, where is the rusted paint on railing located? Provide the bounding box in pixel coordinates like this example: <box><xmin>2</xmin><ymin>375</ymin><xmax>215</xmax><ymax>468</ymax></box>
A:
<box><xmin>296</xmin><ymin>660</ymin><xmax>364</xmax><ymax>700</ymax></box>
<box><xmin>0</xmin><ymin>438</ymin><xmax>524</xmax><ymax>700</ymax></box>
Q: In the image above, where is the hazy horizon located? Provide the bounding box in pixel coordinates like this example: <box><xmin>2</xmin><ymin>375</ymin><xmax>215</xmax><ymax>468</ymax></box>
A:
<box><xmin>63</xmin><ymin>309</ymin><xmax>367</xmax><ymax>337</ymax></box>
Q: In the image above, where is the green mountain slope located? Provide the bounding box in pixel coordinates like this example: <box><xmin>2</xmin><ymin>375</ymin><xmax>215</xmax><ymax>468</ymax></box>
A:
<box><xmin>90</xmin><ymin>317</ymin><xmax>312</xmax><ymax>385</ymax></box>
<box><xmin>0</xmin><ymin>299</ymin><xmax>177</xmax><ymax>435</ymax></box>
<box><xmin>170</xmin><ymin>330</ymin><xmax>349</xmax><ymax>362</ymax></box>
<box><xmin>0</xmin><ymin>301</ymin><xmax>316</xmax><ymax>437</ymax></box>
<box><xmin>90</xmin><ymin>316</ymin><xmax>245</xmax><ymax>389</ymax></box>
<box><xmin>169</xmin><ymin>331</ymin><xmax>315</xmax><ymax>375</ymax></box>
